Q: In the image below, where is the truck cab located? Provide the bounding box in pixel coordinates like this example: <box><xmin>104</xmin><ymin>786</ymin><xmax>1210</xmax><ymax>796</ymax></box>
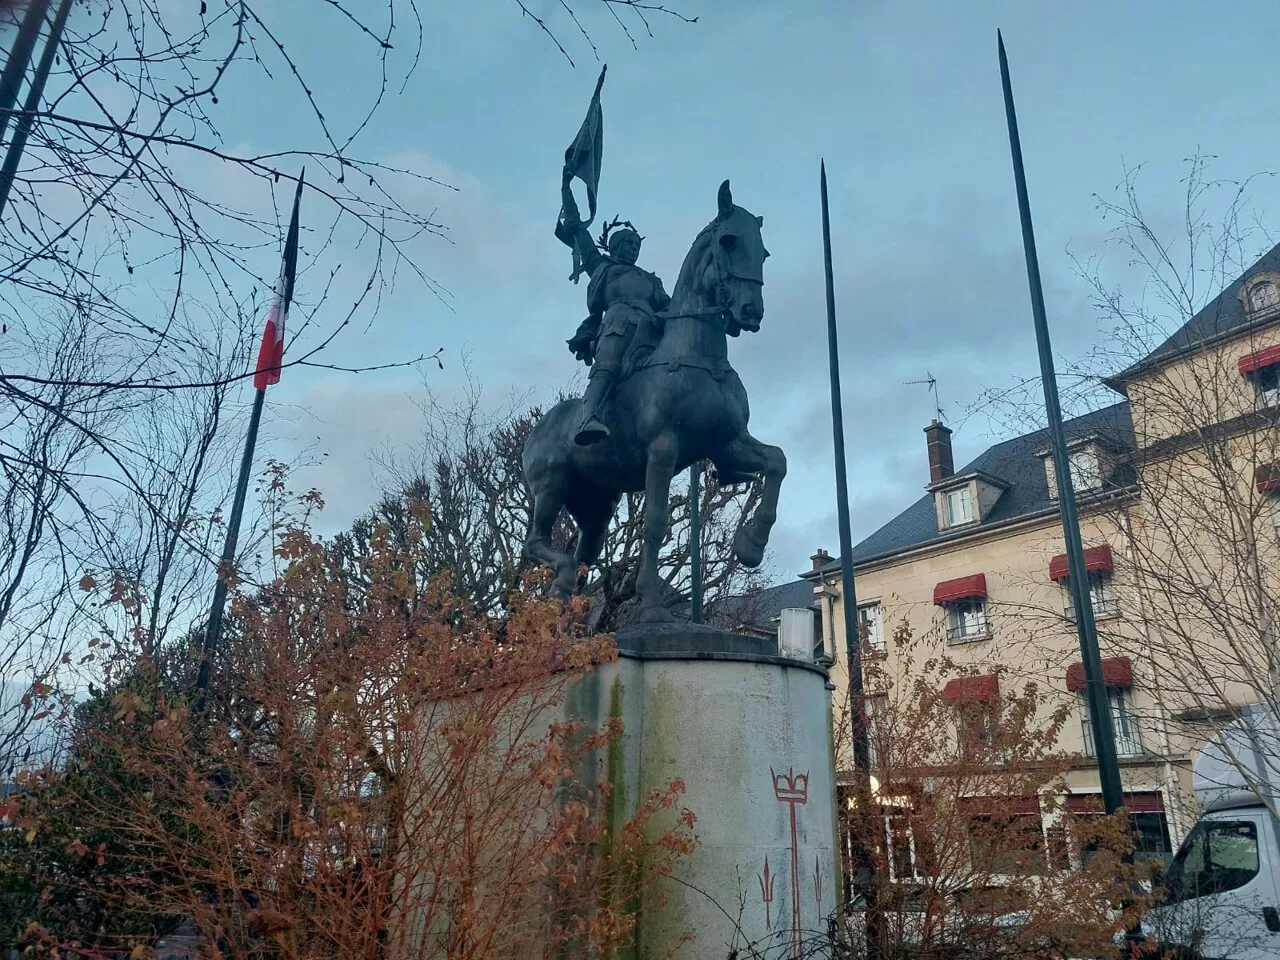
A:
<box><xmin>1142</xmin><ymin>710</ymin><xmax>1280</xmax><ymax>960</ymax></box>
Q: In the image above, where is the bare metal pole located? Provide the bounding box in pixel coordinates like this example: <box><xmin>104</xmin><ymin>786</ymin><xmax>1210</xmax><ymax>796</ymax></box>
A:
<box><xmin>0</xmin><ymin>0</ymin><xmax>72</xmax><ymax>220</ymax></box>
<box><xmin>0</xmin><ymin>0</ymin><xmax>49</xmax><ymax>148</ymax></box>
<box><xmin>998</xmin><ymin>31</ymin><xmax>1125</xmax><ymax>815</ymax></box>
<box><xmin>821</xmin><ymin>159</ymin><xmax>879</xmax><ymax>955</ymax></box>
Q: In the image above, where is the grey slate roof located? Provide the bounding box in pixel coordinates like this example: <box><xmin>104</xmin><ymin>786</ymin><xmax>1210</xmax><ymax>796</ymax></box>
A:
<box><xmin>811</xmin><ymin>400</ymin><xmax>1135</xmax><ymax>573</ymax></box>
<box><xmin>710</xmin><ymin>577</ymin><xmax>816</xmax><ymax>634</ymax></box>
<box><xmin>1108</xmin><ymin>241</ymin><xmax>1280</xmax><ymax>386</ymax></box>
<box><xmin>803</xmin><ymin>243</ymin><xmax>1280</xmax><ymax>579</ymax></box>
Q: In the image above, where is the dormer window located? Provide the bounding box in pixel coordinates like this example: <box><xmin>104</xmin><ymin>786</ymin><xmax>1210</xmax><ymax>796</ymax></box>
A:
<box><xmin>1038</xmin><ymin>437</ymin><xmax>1115</xmax><ymax>501</ymax></box>
<box><xmin>945</xmin><ymin>487</ymin><xmax>973</xmax><ymax>526</ymax></box>
<box><xmin>929</xmin><ymin>471</ymin><xmax>1009</xmax><ymax>532</ymax></box>
<box><xmin>1067</xmin><ymin>447</ymin><xmax>1103</xmax><ymax>492</ymax></box>
<box><xmin>1251</xmin><ymin>280</ymin><xmax>1280</xmax><ymax>312</ymax></box>
<box><xmin>1239</xmin><ymin>346</ymin><xmax>1280</xmax><ymax>410</ymax></box>
<box><xmin>1243</xmin><ymin>272</ymin><xmax>1280</xmax><ymax>318</ymax></box>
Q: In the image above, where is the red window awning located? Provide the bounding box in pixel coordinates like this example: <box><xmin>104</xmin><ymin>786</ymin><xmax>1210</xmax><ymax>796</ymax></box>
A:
<box><xmin>933</xmin><ymin>573</ymin><xmax>987</xmax><ymax>605</ymax></box>
<box><xmin>1065</xmin><ymin>790</ymin><xmax>1163</xmax><ymax>814</ymax></box>
<box><xmin>1257</xmin><ymin>463</ymin><xmax>1280</xmax><ymax>495</ymax></box>
<box><xmin>1065</xmin><ymin>655</ymin><xmax>1133</xmax><ymax>693</ymax></box>
<box><xmin>1048</xmin><ymin>544</ymin><xmax>1114</xmax><ymax>582</ymax></box>
<box><xmin>1238</xmin><ymin>344</ymin><xmax>1280</xmax><ymax>376</ymax></box>
<box><xmin>960</xmin><ymin>794</ymin><xmax>1041</xmax><ymax>817</ymax></box>
<box><xmin>943</xmin><ymin>673</ymin><xmax>999</xmax><ymax>705</ymax></box>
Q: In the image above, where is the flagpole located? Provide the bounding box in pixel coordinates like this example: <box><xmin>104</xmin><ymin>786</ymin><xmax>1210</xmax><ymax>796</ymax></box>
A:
<box><xmin>0</xmin><ymin>0</ymin><xmax>50</xmax><ymax>148</ymax></box>
<box><xmin>821</xmin><ymin>160</ymin><xmax>879</xmax><ymax>955</ymax></box>
<box><xmin>0</xmin><ymin>0</ymin><xmax>73</xmax><ymax>221</ymax></box>
<box><xmin>997</xmin><ymin>31</ymin><xmax>1125</xmax><ymax>815</ymax></box>
<box><xmin>195</xmin><ymin>386</ymin><xmax>265</xmax><ymax>696</ymax></box>
<box><xmin>195</xmin><ymin>172</ymin><xmax>303</xmax><ymax>700</ymax></box>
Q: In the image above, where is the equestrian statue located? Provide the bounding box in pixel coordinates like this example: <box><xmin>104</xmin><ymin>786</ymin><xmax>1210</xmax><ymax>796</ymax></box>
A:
<box><xmin>521</xmin><ymin>67</ymin><xmax>787</xmax><ymax>622</ymax></box>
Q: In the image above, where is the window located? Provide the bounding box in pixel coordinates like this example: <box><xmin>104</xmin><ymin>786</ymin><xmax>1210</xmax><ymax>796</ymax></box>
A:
<box><xmin>1067</xmin><ymin>447</ymin><xmax>1102</xmax><ymax>492</ymax></box>
<box><xmin>1074</xmin><ymin>804</ymin><xmax>1173</xmax><ymax>869</ymax></box>
<box><xmin>1251</xmin><ymin>280</ymin><xmax>1280</xmax><ymax>312</ymax></box>
<box><xmin>1064</xmin><ymin>571</ymin><xmax>1119</xmax><ymax>619</ymax></box>
<box><xmin>1254</xmin><ymin>362</ymin><xmax>1280</xmax><ymax>409</ymax></box>
<box><xmin>1082</xmin><ymin>687</ymin><xmax>1142</xmax><ymax>757</ymax></box>
<box><xmin>1046</xmin><ymin>823</ymin><xmax>1073</xmax><ymax>873</ymax></box>
<box><xmin>1158</xmin><ymin>820</ymin><xmax>1260</xmax><ymax>905</ymax></box>
<box><xmin>857</xmin><ymin>602</ymin><xmax>884</xmax><ymax>653</ymax></box>
<box><xmin>967</xmin><ymin>811</ymin><xmax>1046</xmax><ymax>876</ymax></box>
<box><xmin>886</xmin><ymin>814</ymin><xmax>922</xmax><ymax>881</ymax></box>
<box><xmin>865</xmin><ymin>694</ymin><xmax>888</xmax><ymax>768</ymax></box>
<box><xmin>1130</xmin><ymin>810</ymin><xmax>1175</xmax><ymax>865</ymax></box>
<box><xmin>946</xmin><ymin>598</ymin><xmax>988</xmax><ymax>642</ymax></box>
<box><xmin>945</xmin><ymin>487</ymin><xmax>973</xmax><ymax>526</ymax></box>
<box><xmin>956</xmin><ymin>701</ymin><xmax>999</xmax><ymax>755</ymax></box>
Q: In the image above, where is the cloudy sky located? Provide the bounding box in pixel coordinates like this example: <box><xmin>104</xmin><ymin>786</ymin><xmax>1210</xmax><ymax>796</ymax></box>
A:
<box><xmin>201</xmin><ymin>0</ymin><xmax>1280</xmax><ymax>584</ymax></box>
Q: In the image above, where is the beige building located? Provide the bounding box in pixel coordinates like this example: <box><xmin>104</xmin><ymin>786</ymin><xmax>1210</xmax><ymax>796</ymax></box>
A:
<box><xmin>796</xmin><ymin>243</ymin><xmax>1280</xmax><ymax>880</ymax></box>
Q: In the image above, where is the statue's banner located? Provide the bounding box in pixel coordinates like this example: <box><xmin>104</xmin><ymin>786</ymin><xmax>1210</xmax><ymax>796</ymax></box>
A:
<box><xmin>563</xmin><ymin>65</ymin><xmax>606</xmax><ymax>227</ymax></box>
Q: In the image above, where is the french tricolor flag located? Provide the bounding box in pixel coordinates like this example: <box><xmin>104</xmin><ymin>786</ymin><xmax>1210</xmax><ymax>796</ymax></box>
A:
<box><xmin>253</xmin><ymin>172</ymin><xmax>304</xmax><ymax>391</ymax></box>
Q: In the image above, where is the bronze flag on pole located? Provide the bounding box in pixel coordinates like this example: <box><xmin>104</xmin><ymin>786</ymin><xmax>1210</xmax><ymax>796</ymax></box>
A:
<box><xmin>556</xmin><ymin>64</ymin><xmax>607</xmax><ymax>281</ymax></box>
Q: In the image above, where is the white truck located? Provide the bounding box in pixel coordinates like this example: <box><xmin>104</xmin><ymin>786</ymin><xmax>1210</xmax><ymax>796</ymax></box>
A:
<box><xmin>1141</xmin><ymin>707</ymin><xmax>1280</xmax><ymax>959</ymax></box>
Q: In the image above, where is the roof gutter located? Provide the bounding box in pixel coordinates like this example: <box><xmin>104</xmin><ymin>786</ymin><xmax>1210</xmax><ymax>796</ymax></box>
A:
<box><xmin>803</xmin><ymin>483</ymin><xmax>1139</xmax><ymax>580</ymax></box>
<box><xmin>1104</xmin><ymin>312</ymin><xmax>1280</xmax><ymax>394</ymax></box>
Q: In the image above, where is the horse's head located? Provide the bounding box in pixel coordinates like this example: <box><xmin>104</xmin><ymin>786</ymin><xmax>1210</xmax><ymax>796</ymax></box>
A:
<box><xmin>703</xmin><ymin>180</ymin><xmax>768</xmax><ymax>335</ymax></box>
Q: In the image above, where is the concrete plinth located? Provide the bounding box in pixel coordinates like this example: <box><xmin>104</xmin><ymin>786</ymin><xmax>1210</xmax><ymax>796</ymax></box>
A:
<box><xmin>565</xmin><ymin>623</ymin><xmax>839</xmax><ymax>959</ymax></box>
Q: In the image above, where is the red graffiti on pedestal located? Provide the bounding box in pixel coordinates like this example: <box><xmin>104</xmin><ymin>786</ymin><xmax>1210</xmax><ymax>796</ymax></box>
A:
<box><xmin>772</xmin><ymin>767</ymin><xmax>809</xmax><ymax>959</ymax></box>
<box><xmin>814</xmin><ymin>854</ymin><xmax>823</xmax><ymax>917</ymax></box>
<box><xmin>758</xmin><ymin>856</ymin><xmax>774</xmax><ymax>929</ymax></box>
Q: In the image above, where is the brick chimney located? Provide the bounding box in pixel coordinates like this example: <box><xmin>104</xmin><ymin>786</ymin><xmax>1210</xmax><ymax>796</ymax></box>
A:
<box><xmin>810</xmin><ymin>548</ymin><xmax>830</xmax><ymax>571</ymax></box>
<box><xmin>924</xmin><ymin>419</ymin><xmax>954</xmax><ymax>484</ymax></box>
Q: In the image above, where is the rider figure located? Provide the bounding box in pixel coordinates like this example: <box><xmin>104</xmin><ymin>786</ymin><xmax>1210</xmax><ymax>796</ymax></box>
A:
<box><xmin>559</xmin><ymin>163</ymin><xmax>671</xmax><ymax>446</ymax></box>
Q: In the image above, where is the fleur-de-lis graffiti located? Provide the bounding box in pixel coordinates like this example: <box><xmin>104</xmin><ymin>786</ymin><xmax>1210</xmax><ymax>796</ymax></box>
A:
<box><xmin>814</xmin><ymin>855</ymin><xmax>823</xmax><ymax>917</ymax></box>
<box><xmin>758</xmin><ymin>856</ymin><xmax>775</xmax><ymax>929</ymax></box>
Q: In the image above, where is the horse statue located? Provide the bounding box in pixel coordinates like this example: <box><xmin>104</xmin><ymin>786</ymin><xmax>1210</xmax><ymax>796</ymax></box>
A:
<box><xmin>521</xmin><ymin>180</ymin><xmax>785</xmax><ymax>622</ymax></box>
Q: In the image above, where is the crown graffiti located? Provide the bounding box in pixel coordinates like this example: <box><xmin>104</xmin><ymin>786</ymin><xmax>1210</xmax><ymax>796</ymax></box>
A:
<box><xmin>771</xmin><ymin>767</ymin><xmax>810</xmax><ymax>803</ymax></box>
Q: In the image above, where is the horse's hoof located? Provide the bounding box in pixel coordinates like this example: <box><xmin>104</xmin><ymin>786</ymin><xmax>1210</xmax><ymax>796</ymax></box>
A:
<box><xmin>638</xmin><ymin>604</ymin><xmax>676</xmax><ymax>623</ymax></box>
<box><xmin>734</xmin><ymin>523</ymin><xmax>768</xmax><ymax>568</ymax></box>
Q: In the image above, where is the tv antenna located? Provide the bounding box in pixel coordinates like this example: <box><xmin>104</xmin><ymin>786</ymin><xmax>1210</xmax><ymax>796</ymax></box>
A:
<box><xmin>905</xmin><ymin>371</ymin><xmax>946</xmax><ymax>423</ymax></box>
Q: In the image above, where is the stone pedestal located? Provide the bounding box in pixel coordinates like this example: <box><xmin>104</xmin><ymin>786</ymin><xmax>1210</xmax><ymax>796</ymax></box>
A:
<box><xmin>564</xmin><ymin>623</ymin><xmax>839</xmax><ymax>959</ymax></box>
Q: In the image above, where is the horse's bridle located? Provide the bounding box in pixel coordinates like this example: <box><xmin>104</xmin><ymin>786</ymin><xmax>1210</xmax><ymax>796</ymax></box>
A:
<box><xmin>660</xmin><ymin>217</ymin><xmax>762</xmax><ymax>326</ymax></box>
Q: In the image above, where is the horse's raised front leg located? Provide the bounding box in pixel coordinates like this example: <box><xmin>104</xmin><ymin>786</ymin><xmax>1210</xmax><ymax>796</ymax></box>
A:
<box><xmin>713</xmin><ymin>431</ymin><xmax>787</xmax><ymax>569</ymax></box>
<box><xmin>637</xmin><ymin>432</ymin><xmax>678</xmax><ymax>622</ymax></box>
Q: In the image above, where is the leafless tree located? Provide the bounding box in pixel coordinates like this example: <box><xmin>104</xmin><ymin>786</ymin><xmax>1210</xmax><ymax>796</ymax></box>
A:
<box><xmin>0</xmin><ymin>0</ymin><xmax>697</xmax><ymax>775</ymax></box>
<box><xmin>366</xmin><ymin>380</ymin><xmax>767</xmax><ymax>629</ymax></box>
<box><xmin>1074</xmin><ymin>160</ymin><xmax>1280</xmax><ymax>778</ymax></box>
<box><xmin>983</xmin><ymin>156</ymin><xmax>1280</xmax><ymax>819</ymax></box>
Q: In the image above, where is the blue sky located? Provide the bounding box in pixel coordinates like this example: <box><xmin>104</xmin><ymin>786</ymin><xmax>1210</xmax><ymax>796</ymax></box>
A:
<box><xmin>211</xmin><ymin>0</ymin><xmax>1280</xmax><ymax>583</ymax></box>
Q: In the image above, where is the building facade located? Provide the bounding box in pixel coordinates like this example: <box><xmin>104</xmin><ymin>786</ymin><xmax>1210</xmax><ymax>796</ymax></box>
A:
<box><xmin>805</xmin><ymin>243</ymin><xmax>1280</xmax><ymax>881</ymax></box>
